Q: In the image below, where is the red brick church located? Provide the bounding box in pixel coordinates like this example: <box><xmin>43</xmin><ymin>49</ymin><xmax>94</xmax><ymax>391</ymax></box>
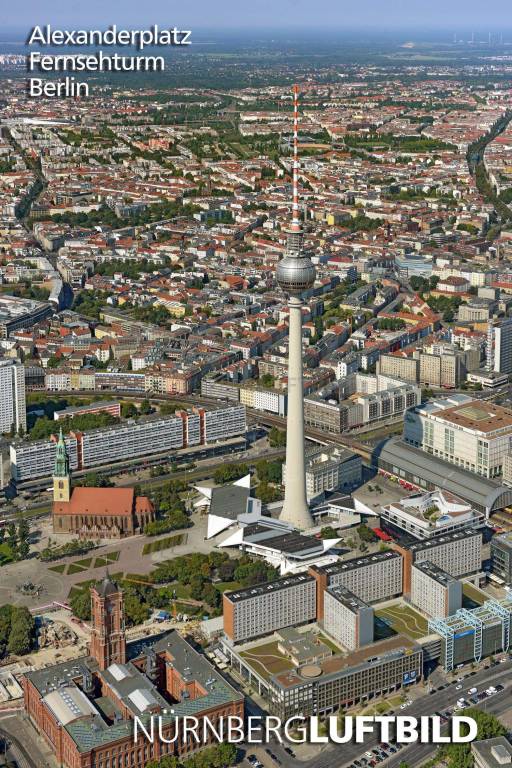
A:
<box><xmin>52</xmin><ymin>429</ymin><xmax>155</xmax><ymax>539</ymax></box>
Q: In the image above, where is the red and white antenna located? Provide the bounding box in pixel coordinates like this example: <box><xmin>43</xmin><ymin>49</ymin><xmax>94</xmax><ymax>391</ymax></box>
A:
<box><xmin>291</xmin><ymin>83</ymin><xmax>301</xmax><ymax>232</ymax></box>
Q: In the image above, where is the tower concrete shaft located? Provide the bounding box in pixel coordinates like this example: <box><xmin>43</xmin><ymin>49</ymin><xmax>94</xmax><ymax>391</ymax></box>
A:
<box><xmin>279</xmin><ymin>295</ymin><xmax>314</xmax><ymax>529</ymax></box>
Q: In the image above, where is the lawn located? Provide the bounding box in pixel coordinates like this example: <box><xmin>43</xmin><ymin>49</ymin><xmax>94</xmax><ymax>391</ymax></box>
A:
<box><xmin>165</xmin><ymin>582</ymin><xmax>192</xmax><ymax>600</ymax></box>
<box><xmin>67</xmin><ymin>562</ymin><xmax>89</xmax><ymax>575</ymax></box>
<box><xmin>142</xmin><ymin>534</ymin><xmax>186</xmax><ymax>555</ymax></box>
<box><xmin>317</xmin><ymin>633</ymin><xmax>343</xmax><ymax>654</ymax></box>
<box><xmin>375</xmin><ymin>603</ymin><xmax>428</xmax><ymax>640</ymax></box>
<box><xmin>214</xmin><ymin>581</ymin><xmax>242</xmax><ymax>593</ymax></box>
<box><xmin>172</xmin><ymin>601</ymin><xmax>202</xmax><ymax>617</ymax></box>
<box><xmin>49</xmin><ymin>563</ymin><xmax>67</xmax><ymax>574</ymax></box>
<box><xmin>0</xmin><ymin>543</ymin><xmax>14</xmax><ymax>566</ymax></box>
<box><xmin>75</xmin><ymin>558</ymin><xmax>93</xmax><ymax>568</ymax></box>
<box><xmin>124</xmin><ymin>572</ymin><xmax>152</xmax><ymax>584</ymax></box>
<box><xmin>240</xmin><ymin>641</ymin><xmax>294</xmax><ymax>682</ymax></box>
<box><xmin>93</xmin><ymin>551</ymin><xmax>119</xmax><ymax>568</ymax></box>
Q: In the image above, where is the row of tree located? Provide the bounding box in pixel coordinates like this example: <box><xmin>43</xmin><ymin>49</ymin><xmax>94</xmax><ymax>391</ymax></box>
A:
<box><xmin>0</xmin><ymin>519</ymin><xmax>30</xmax><ymax>561</ymax></box>
<box><xmin>0</xmin><ymin>605</ymin><xmax>35</xmax><ymax>658</ymax></box>
<box><xmin>146</xmin><ymin>743</ymin><xmax>236</xmax><ymax>768</ymax></box>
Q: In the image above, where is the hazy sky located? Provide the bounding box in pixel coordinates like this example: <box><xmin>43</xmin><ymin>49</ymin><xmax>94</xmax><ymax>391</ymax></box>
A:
<box><xmin>3</xmin><ymin>0</ymin><xmax>511</xmax><ymax>33</ymax></box>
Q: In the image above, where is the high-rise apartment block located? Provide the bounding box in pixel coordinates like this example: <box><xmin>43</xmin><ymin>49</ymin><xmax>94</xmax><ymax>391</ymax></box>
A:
<box><xmin>395</xmin><ymin>529</ymin><xmax>482</xmax><ymax>593</ymax></box>
<box><xmin>410</xmin><ymin>561</ymin><xmax>462</xmax><ymax>618</ymax></box>
<box><xmin>223</xmin><ymin>574</ymin><xmax>317</xmax><ymax>644</ymax></box>
<box><xmin>10</xmin><ymin>404</ymin><xmax>246</xmax><ymax>482</ymax></box>
<box><xmin>323</xmin><ymin>585</ymin><xmax>374</xmax><ymax>650</ymax></box>
<box><xmin>0</xmin><ymin>359</ymin><xmax>26</xmax><ymax>434</ymax></box>
<box><xmin>310</xmin><ymin>551</ymin><xmax>403</xmax><ymax>614</ymax></box>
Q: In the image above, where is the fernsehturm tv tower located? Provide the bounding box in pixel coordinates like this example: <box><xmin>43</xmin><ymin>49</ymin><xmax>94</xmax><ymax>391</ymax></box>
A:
<box><xmin>277</xmin><ymin>85</ymin><xmax>315</xmax><ymax>530</ymax></box>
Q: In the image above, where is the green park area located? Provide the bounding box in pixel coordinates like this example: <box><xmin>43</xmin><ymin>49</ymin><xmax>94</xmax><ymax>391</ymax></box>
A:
<box><xmin>240</xmin><ymin>641</ymin><xmax>294</xmax><ymax>681</ymax></box>
<box><xmin>375</xmin><ymin>603</ymin><xmax>428</xmax><ymax>641</ymax></box>
<box><xmin>142</xmin><ymin>533</ymin><xmax>187</xmax><ymax>555</ymax></box>
<box><xmin>49</xmin><ymin>550</ymin><xmax>120</xmax><ymax>576</ymax></box>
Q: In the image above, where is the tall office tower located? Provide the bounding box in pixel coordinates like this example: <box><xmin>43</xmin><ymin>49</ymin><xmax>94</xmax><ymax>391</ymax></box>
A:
<box><xmin>0</xmin><ymin>359</ymin><xmax>26</xmax><ymax>434</ymax></box>
<box><xmin>277</xmin><ymin>85</ymin><xmax>316</xmax><ymax>530</ymax></box>
<box><xmin>487</xmin><ymin>318</ymin><xmax>512</xmax><ymax>374</ymax></box>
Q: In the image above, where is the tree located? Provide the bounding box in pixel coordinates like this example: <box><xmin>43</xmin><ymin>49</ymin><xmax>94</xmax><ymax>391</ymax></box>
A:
<box><xmin>70</xmin><ymin>590</ymin><xmax>91</xmax><ymax>621</ymax></box>
<box><xmin>77</xmin><ymin>472</ymin><xmax>114</xmax><ymax>488</ymax></box>
<box><xmin>320</xmin><ymin>526</ymin><xmax>339</xmax><ymax>539</ymax></box>
<box><xmin>6</xmin><ymin>523</ymin><xmax>17</xmax><ymax>552</ymax></box>
<box><xmin>46</xmin><ymin>355</ymin><xmax>61</xmax><ymax>369</ymax></box>
<box><xmin>7</xmin><ymin>606</ymin><xmax>34</xmax><ymax>656</ymax></box>
<box><xmin>260</xmin><ymin>373</ymin><xmax>275</xmax><ymax>388</ymax></box>
<box><xmin>357</xmin><ymin>523</ymin><xmax>377</xmax><ymax>543</ymax></box>
<box><xmin>255</xmin><ymin>459</ymin><xmax>282</xmax><ymax>485</ymax></box>
<box><xmin>123</xmin><ymin>594</ymin><xmax>150</xmax><ymax>627</ymax></box>
<box><xmin>121</xmin><ymin>402</ymin><xmax>138</xmax><ymax>419</ymax></box>
<box><xmin>268</xmin><ymin>426</ymin><xmax>286</xmax><ymax>447</ymax></box>
<box><xmin>314</xmin><ymin>315</ymin><xmax>324</xmax><ymax>340</ymax></box>
<box><xmin>189</xmin><ymin>575</ymin><xmax>206</xmax><ymax>601</ymax></box>
<box><xmin>213</xmin><ymin>463</ymin><xmax>249</xmax><ymax>485</ymax></box>
<box><xmin>255</xmin><ymin>482</ymin><xmax>281</xmax><ymax>504</ymax></box>
<box><xmin>440</xmin><ymin>708</ymin><xmax>506</xmax><ymax>768</ymax></box>
<box><xmin>140</xmin><ymin>399</ymin><xmax>152</xmax><ymax>415</ymax></box>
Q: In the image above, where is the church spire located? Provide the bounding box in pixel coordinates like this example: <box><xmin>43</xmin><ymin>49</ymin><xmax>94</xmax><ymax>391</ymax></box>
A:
<box><xmin>54</xmin><ymin>428</ymin><xmax>69</xmax><ymax>478</ymax></box>
<box><xmin>53</xmin><ymin>428</ymin><xmax>71</xmax><ymax>504</ymax></box>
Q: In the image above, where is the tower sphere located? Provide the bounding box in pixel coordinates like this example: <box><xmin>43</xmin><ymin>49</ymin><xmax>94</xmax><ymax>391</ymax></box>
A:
<box><xmin>276</xmin><ymin>254</ymin><xmax>316</xmax><ymax>294</ymax></box>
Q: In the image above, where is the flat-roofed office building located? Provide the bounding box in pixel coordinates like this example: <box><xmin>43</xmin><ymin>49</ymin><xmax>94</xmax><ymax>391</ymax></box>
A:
<box><xmin>404</xmin><ymin>395</ymin><xmax>512</xmax><ymax>480</ymax></box>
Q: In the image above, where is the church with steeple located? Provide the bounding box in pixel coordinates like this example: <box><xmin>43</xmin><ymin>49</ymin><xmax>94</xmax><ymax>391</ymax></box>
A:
<box><xmin>51</xmin><ymin>430</ymin><xmax>155</xmax><ymax>539</ymax></box>
<box><xmin>53</xmin><ymin>428</ymin><xmax>71</xmax><ymax>503</ymax></box>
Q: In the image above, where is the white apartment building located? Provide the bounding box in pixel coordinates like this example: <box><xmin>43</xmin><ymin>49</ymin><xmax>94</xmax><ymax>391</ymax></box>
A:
<box><xmin>406</xmin><ymin>529</ymin><xmax>482</xmax><ymax>579</ymax></box>
<box><xmin>312</xmin><ymin>551</ymin><xmax>403</xmax><ymax>605</ymax></box>
<box><xmin>377</xmin><ymin>354</ymin><xmax>419</xmax><ymax>383</ymax></box>
<box><xmin>323</xmin><ymin>585</ymin><xmax>374</xmax><ymax>650</ymax></box>
<box><xmin>223</xmin><ymin>574</ymin><xmax>317</xmax><ymax>644</ymax></box>
<box><xmin>410</xmin><ymin>561</ymin><xmax>462</xmax><ymax>618</ymax></box>
<box><xmin>45</xmin><ymin>370</ymin><xmax>72</xmax><ymax>391</ymax></box>
<box><xmin>203</xmin><ymin>404</ymin><xmax>246</xmax><ymax>443</ymax></box>
<box><xmin>282</xmin><ymin>445</ymin><xmax>362</xmax><ymax>502</ymax></box>
<box><xmin>10</xmin><ymin>405</ymin><xmax>247</xmax><ymax>482</ymax></box>
<box><xmin>10</xmin><ymin>435</ymin><xmax>80</xmax><ymax>482</ymax></box>
<box><xmin>0</xmin><ymin>359</ymin><xmax>26</xmax><ymax>434</ymax></box>
<box><xmin>240</xmin><ymin>385</ymin><xmax>287</xmax><ymax>416</ymax></box>
<box><xmin>404</xmin><ymin>394</ymin><xmax>512</xmax><ymax>479</ymax></box>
